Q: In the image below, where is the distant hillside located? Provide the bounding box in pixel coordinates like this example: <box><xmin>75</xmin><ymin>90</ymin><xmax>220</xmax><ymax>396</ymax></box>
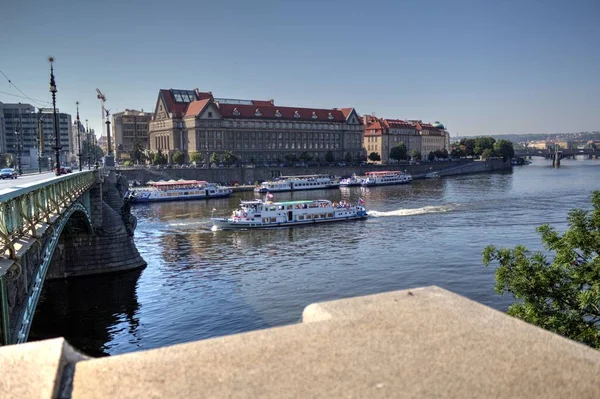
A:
<box><xmin>454</xmin><ymin>131</ymin><xmax>600</xmax><ymax>143</ymax></box>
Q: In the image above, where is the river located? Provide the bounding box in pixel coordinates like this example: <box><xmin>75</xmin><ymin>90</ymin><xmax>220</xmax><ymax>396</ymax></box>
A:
<box><xmin>30</xmin><ymin>158</ymin><xmax>600</xmax><ymax>356</ymax></box>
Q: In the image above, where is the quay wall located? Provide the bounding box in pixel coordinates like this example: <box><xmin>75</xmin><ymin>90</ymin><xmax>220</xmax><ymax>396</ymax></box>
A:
<box><xmin>119</xmin><ymin>159</ymin><xmax>510</xmax><ymax>185</ymax></box>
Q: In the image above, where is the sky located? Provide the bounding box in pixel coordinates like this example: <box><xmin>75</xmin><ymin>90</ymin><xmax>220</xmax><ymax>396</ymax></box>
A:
<box><xmin>1</xmin><ymin>0</ymin><xmax>598</xmax><ymax>137</ymax></box>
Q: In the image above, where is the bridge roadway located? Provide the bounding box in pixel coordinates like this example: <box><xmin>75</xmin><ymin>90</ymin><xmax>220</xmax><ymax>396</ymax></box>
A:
<box><xmin>0</xmin><ymin>171</ymin><xmax>73</xmax><ymax>195</ymax></box>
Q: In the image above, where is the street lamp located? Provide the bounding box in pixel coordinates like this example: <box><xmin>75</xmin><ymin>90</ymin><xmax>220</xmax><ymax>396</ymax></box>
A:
<box><xmin>86</xmin><ymin>119</ymin><xmax>91</xmax><ymax>170</ymax></box>
<box><xmin>36</xmin><ymin>108</ymin><xmax>44</xmax><ymax>173</ymax></box>
<box><xmin>49</xmin><ymin>57</ymin><xmax>61</xmax><ymax>176</ymax></box>
<box><xmin>76</xmin><ymin>101</ymin><xmax>82</xmax><ymax>171</ymax></box>
<box><xmin>15</xmin><ymin>104</ymin><xmax>23</xmax><ymax>175</ymax></box>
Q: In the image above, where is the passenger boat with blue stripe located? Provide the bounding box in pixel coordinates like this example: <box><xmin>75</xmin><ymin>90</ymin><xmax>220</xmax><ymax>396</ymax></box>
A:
<box><xmin>129</xmin><ymin>180</ymin><xmax>232</xmax><ymax>203</ymax></box>
<box><xmin>211</xmin><ymin>198</ymin><xmax>368</xmax><ymax>230</ymax></box>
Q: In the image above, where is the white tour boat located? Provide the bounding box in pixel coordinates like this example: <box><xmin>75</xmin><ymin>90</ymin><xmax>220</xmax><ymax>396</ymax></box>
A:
<box><xmin>361</xmin><ymin>170</ymin><xmax>412</xmax><ymax>186</ymax></box>
<box><xmin>129</xmin><ymin>180</ymin><xmax>232</xmax><ymax>203</ymax></box>
<box><xmin>339</xmin><ymin>173</ymin><xmax>362</xmax><ymax>187</ymax></box>
<box><xmin>254</xmin><ymin>175</ymin><xmax>337</xmax><ymax>193</ymax></box>
<box><xmin>211</xmin><ymin>198</ymin><xmax>368</xmax><ymax>230</ymax></box>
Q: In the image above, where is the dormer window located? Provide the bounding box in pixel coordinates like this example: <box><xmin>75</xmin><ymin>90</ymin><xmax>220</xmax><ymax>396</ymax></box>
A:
<box><xmin>328</xmin><ymin>113</ymin><xmax>334</xmax><ymax>120</ymax></box>
<box><xmin>275</xmin><ymin>110</ymin><xmax>282</xmax><ymax>118</ymax></box>
<box><xmin>255</xmin><ymin>109</ymin><xmax>262</xmax><ymax>117</ymax></box>
<box><xmin>294</xmin><ymin>111</ymin><xmax>301</xmax><ymax>119</ymax></box>
<box><xmin>312</xmin><ymin>112</ymin><xmax>318</xmax><ymax>119</ymax></box>
<box><xmin>233</xmin><ymin>108</ymin><xmax>240</xmax><ymax>116</ymax></box>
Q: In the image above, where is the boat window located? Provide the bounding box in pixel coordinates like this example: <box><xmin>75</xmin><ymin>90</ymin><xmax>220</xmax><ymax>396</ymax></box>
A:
<box><xmin>327</xmin><ymin>213</ymin><xmax>333</xmax><ymax>218</ymax></box>
<box><xmin>287</xmin><ymin>205</ymin><xmax>293</xmax><ymax>210</ymax></box>
<box><xmin>270</xmin><ymin>217</ymin><xmax>276</xmax><ymax>223</ymax></box>
<box><xmin>298</xmin><ymin>215</ymin><xmax>304</xmax><ymax>220</ymax></box>
<box><xmin>306</xmin><ymin>214</ymin><xmax>312</xmax><ymax>219</ymax></box>
<box><xmin>263</xmin><ymin>218</ymin><xmax>269</xmax><ymax>223</ymax></box>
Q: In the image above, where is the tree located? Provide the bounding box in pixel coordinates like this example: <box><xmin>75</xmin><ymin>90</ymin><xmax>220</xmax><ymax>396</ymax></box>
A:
<box><xmin>325</xmin><ymin>150</ymin><xmax>335</xmax><ymax>163</ymax></box>
<box><xmin>389</xmin><ymin>143</ymin><xmax>408</xmax><ymax>164</ymax></box>
<box><xmin>152</xmin><ymin>150</ymin><xmax>167</xmax><ymax>165</ymax></box>
<box><xmin>483</xmin><ymin>190</ymin><xmax>600</xmax><ymax>349</ymax></box>
<box><xmin>345</xmin><ymin>152</ymin><xmax>352</xmax><ymax>163</ymax></box>
<box><xmin>299</xmin><ymin>151</ymin><xmax>312</xmax><ymax>163</ymax></box>
<box><xmin>428</xmin><ymin>151</ymin><xmax>435</xmax><ymax>162</ymax></box>
<box><xmin>368</xmin><ymin>152</ymin><xmax>381</xmax><ymax>162</ymax></box>
<box><xmin>129</xmin><ymin>141</ymin><xmax>145</xmax><ymax>164</ymax></box>
<box><xmin>189</xmin><ymin>152</ymin><xmax>203</xmax><ymax>164</ymax></box>
<box><xmin>450</xmin><ymin>145</ymin><xmax>466</xmax><ymax>158</ymax></box>
<box><xmin>493</xmin><ymin>139</ymin><xmax>515</xmax><ymax>161</ymax></box>
<box><xmin>474</xmin><ymin>136</ymin><xmax>496</xmax><ymax>157</ymax></box>
<box><xmin>222</xmin><ymin>150</ymin><xmax>238</xmax><ymax>164</ymax></box>
<box><xmin>172</xmin><ymin>151</ymin><xmax>185</xmax><ymax>165</ymax></box>
<box><xmin>459</xmin><ymin>138</ymin><xmax>476</xmax><ymax>156</ymax></box>
<box><xmin>411</xmin><ymin>150</ymin><xmax>422</xmax><ymax>161</ymax></box>
<box><xmin>123</xmin><ymin>160</ymin><xmax>134</xmax><ymax>167</ymax></box>
<box><xmin>481</xmin><ymin>148</ymin><xmax>493</xmax><ymax>160</ymax></box>
<box><xmin>1</xmin><ymin>153</ymin><xmax>14</xmax><ymax>167</ymax></box>
<box><xmin>210</xmin><ymin>152</ymin><xmax>220</xmax><ymax>164</ymax></box>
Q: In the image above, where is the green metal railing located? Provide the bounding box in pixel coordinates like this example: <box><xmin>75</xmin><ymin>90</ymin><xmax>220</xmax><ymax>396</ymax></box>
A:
<box><xmin>0</xmin><ymin>171</ymin><xmax>97</xmax><ymax>345</ymax></box>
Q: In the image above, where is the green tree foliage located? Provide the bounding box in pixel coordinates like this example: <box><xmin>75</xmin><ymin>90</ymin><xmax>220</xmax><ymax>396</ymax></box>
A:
<box><xmin>458</xmin><ymin>138</ymin><xmax>476</xmax><ymax>156</ymax></box>
<box><xmin>123</xmin><ymin>160</ymin><xmax>134</xmax><ymax>167</ymax></box>
<box><xmin>428</xmin><ymin>151</ymin><xmax>435</xmax><ymax>161</ymax></box>
<box><xmin>129</xmin><ymin>141</ymin><xmax>145</xmax><ymax>164</ymax></box>
<box><xmin>222</xmin><ymin>150</ymin><xmax>238</xmax><ymax>164</ymax></box>
<box><xmin>389</xmin><ymin>143</ymin><xmax>408</xmax><ymax>163</ymax></box>
<box><xmin>433</xmin><ymin>148</ymin><xmax>449</xmax><ymax>159</ymax></box>
<box><xmin>494</xmin><ymin>139</ymin><xmax>515</xmax><ymax>161</ymax></box>
<box><xmin>210</xmin><ymin>152</ymin><xmax>221</xmax><ymax>164</ymax></box>
<box><xmin>172</xmin><ymin>151</ymin><xmax>185</xmax><ymax>165</ymax></box>
<box><xmin>411</xmin><ymin>150</ymin><xmax>422</xmax><ymax>161</ymax></box>
<box><xmin>474</xmin><ymin>137</ymin><xmax>496</xmax><ymax>157</ymax></box>
<box><xmin>325</xmin><ymin>150</ymin><xmax>335</xmax><ymax>163</ymax></box>
<box><xmin>483</xmin><ymin>190</ymin><xmax>600</xmax><ymax>348</ymax></box>
<box><xmin>189</xmin><ymin>152</ymin><xmax>203</xmax><ymax>164</ymax></box>
<box><xmin>82</xmin><ymin>141</ymin><xmax>105</xmax><ymax>161</ymax></box>
<box><xmin>1</xmin><ymin>153</ymin><xmax>14</xmax><ymax>167</ymax></box>
<box><xmin>450</xmin><ymin>145</ymin><xmax>466</xmax><ymax>158</ymax></box>
<box><xmin>152</xmin><ymin>150</ymin><xmax>167</xmax><ymax>165</ymax></box>
<box><xmin>345</xmin><ymin>152</ymin><xmax>353</xmax><ymax>163</ymax></box>
<box><xmin>481</xmin><ymin>148</ymin><xmax>493</xmax><ymax>160</ymax></box>
<box><xmin>299</xmin><ymin>151</ymin><xmax>313</xmax><ymax>162</ymax></box>
<box><xmin>368</xmin><ymin>152</ymin><xmax>381</xmax><ymax>162</ymax></box>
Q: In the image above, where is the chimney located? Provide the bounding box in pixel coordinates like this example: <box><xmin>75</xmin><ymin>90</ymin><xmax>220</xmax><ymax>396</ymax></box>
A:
<box><xmin>362</xmin><ymin>115</ymin><xmax>369</xmax><ymax>126</ymax></box>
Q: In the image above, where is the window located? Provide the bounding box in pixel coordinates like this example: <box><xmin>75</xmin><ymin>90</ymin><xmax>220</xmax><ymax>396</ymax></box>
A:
<box><xmin>275</xmin><ymin>110</ymin><xmax>282</xmax><ymax>118</ymax></box>
<box><xmin>294</xmin><ymin>111</ymin><xmax>300</xmax><ymax>118</ymax></box>
<box><xmin>208</xmin><ymin>112</ymin><xmax>213</xmax><ymax>118</ymax></box>
<box><xmin>233</xmin><ymin>108</ymin><xmax>240</xmax><ymax>116</ymax></box>
<box><xmin>255</xmin><ymin>109</ymin><xmax>262</xmax><ymax>116</ymax></box>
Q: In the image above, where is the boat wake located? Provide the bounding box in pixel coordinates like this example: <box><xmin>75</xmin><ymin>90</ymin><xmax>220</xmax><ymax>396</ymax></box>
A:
<box><xmin>368</xmin><ymin>204</ymin><xmax>456</xmax><ymax>218</ymax></box>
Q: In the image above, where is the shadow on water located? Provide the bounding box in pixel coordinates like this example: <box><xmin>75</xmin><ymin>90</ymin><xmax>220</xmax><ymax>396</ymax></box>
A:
<box><xmin>29</xmin><ymin>269</ymin><xmax>143</xmax><ymax>357</ymax></box>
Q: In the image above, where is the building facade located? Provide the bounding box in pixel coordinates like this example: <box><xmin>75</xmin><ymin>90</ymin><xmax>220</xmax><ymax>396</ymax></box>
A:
<box><xmin>363</xmin><ymin>116</ymin><xmax>421</xmax><ymax>163</ymax></box>
<box><xmin>149</xmin><ymin>89</ymin><xmax>364</xmax><ymax>163</ymax></box>
<box><xmin>414</xmin><ymin>121</ymin><xmax>449</xmax><ymax>158</ymax></box>
<box><xmin>112</xmin><ymin>109</ymin><xmax>152</xmax><ymax>160</ymax></box>
<box><xmin>0</xmin><ymin>102</ymin><xmax>72</xmax><ymax>169</ymax></box>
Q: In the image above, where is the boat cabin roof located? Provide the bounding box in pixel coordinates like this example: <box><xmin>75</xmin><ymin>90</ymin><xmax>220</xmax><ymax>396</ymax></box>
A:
<box><xmin>151</xmin><ymin>180</ymin><xmax>208</xmax><ymax>187</ymax></box>
<box><xmin>364</xmin><ymin>171</ymin><xmax>403</xmax><ymax>176</ymax></box>
<box><xmin>240</xmin><ymin>199</ymin><xmax>331</xmax><ymax>206</ymax></box>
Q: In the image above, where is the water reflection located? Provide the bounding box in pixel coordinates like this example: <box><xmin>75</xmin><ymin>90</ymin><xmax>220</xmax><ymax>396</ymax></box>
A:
<box><xmin>30</xmin><ymin>269</ymin><xmax>142</xmax><ymax>357</ymax></box>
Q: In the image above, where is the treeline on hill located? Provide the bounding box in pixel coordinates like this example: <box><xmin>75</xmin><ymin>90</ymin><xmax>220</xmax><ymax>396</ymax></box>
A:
<box><xmin>451</xmin><ymin>137</ymin><xmax>515</xmax><ymax>160</ymax></box>
<box><xmin>457</xmin><ymin>132</ymin><xmax>600</xmax><ymax>144</ymax></box>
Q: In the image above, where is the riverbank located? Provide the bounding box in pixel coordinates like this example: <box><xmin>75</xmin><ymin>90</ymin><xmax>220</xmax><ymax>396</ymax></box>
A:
<box><xmin>119</xmin><ymin>159</ymin><xmax>510</xmax><ymax>185</ymax></box>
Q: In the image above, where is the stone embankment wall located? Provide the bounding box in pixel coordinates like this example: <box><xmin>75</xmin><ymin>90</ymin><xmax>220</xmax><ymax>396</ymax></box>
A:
<box><xmin>119</xmin><ymin>159</ymin><xmax>510</xmax><ymax>185</ymax></box>
<box><xmin>47</xmin><ymin>172</ymin><xmax>146</xmax><ymax>279</ymax></box>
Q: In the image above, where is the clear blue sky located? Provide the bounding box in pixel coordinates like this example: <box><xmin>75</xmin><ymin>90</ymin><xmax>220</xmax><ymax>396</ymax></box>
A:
<box><xmin>1</xmin><ymin>0</ymin><xmax>598</xmax><ymax>136</ymax></box>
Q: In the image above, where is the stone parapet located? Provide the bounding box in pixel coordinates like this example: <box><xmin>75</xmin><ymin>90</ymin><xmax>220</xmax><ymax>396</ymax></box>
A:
<box><xmin>2</xmin><ymin>286</ymin><xmax>600</xmax><ymax>398</ymax></box>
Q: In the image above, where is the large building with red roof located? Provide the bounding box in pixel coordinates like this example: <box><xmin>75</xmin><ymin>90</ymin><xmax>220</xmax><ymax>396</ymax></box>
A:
<box><xmin>362</xmin><ymin>116</ymin><xmax>449</xmax><ymax>163</ymax></box>
<box><xmin>149</xmin><ymin>89</ymin><xmax>364</xmax><ymax>163</ymax></box>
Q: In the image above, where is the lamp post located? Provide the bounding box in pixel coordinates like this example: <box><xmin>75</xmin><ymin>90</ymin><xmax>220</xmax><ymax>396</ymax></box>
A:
<box><xmin>76</xmin><ymin>102</ymin><xmax>82</xmax><ymax>171</ymax></box>
<box><xmin>36</xmin><ymin>108</ymin><xmax>44</xmax><ymax>173</ymax></box>
<box><xmin>49</xmin><ymin>57</ymin><xmax>61</xmax><ymax>176</ymax></box>
<box><xmin>86</xmin><ymin>119</ymin><xmax>91</xmax><ymax>170</ymax></box>
<box><xmin>15</xmin><ymin>104</ymin><xmax>23</xmax><ymax>175</ymax></box>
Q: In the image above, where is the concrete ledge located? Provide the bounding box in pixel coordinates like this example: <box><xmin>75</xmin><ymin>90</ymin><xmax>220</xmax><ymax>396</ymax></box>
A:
<box><xmin>2</xmin><ymin>286</ymin><xmax>600</xmax><ymax>398</ymax></box>
<box><xmin>0</xmin><ymin>338</ymin><xmax>87</xmax><ymax>399</ymax></box>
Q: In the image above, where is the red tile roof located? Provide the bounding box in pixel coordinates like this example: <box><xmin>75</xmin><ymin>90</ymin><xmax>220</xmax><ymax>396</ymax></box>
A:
<box><xmin>251</xmin><ymin>100</ymin><xmax>275</xmax><ymax>107</ymax></box>
<box><xmin>217</xmin><ymin>103</ymin><xmax>347</xmax><ymax>122</ymax></box>
<box><xmin>338</xmin><ymin>108</ymin><xmax>354</xmax><ymax>120</ymax></box>
<box><xmin>386</xmin><ymin>119</ymin><xmax>417</xmax><ymax>129</ymax></box>
<box><xmin>184</xmin><ymin>99</ymin><xmax>211</xmax><ymax>117</ymax></box>
<box><xmin>159</xmin><ymin>89</ymin><xmax>188</xmax><ymax>116</ymax></box>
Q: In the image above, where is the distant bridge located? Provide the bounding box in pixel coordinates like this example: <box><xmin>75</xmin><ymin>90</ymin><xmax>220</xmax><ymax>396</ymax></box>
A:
<box><xmin>0</xmin><ymin>170</ymin><xmax>145</xmax><ymax>345</ymax></box>
<box><xmin>514</xmin><ymin>149</ymin><xmax>600</xmax><ymax>159</ymax></box>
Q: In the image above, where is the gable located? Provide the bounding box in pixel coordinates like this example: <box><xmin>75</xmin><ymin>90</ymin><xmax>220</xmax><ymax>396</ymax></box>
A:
<box><xmin>199</xmin><ymin>102</ymin><xmax>222</xmax><ymax>119</ymax></box>
<box><xmin>153</xmin><ymin>95</ymin><xmax>169</xmax><ymax>121</ymax></box>
<box><xmin>346</xmin><ymin>109</ymin><xmax>361</xmax><ymax>125</ymax></box>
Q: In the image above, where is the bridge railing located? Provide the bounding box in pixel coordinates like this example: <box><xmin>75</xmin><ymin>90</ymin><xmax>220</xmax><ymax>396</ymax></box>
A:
<box><xmin>0</xmin><ymin>171</ymin><xmax>98</xmax><ymax>260</ymax></box>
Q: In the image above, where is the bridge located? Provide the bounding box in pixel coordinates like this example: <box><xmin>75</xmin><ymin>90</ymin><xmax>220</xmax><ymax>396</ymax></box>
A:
<box><xmin>515</xmin><ymin>148</ymin><xmax>600</xmax><ymax>159</ymax></box>
<box><xmin>0</xmin><ymin>169</ymin><xmax>145</xmax><ymax>346</ymax></box>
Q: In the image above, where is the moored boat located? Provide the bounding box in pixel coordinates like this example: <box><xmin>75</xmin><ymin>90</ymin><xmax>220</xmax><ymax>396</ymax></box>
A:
<box><xmin>339</xmin><ymin>173</ymin><xmax>362</xmax><ymax>187</ymax></box>
<box><xmin>129</xmin><ymin>180</ymin><xmax>232</xmax><ymax>203</ymax></box>
<box><xmin>211</xmin><ymin>198</ymin><xmax>368</xmax><ymax>230</ymax></box>
<box><xmin>254</xmin><ymin>174</ymin><xmax>337</xmax><ymax>193</ymax></box>
<box><xmin>361</xmin><ymin>171</ymin><xmax>412</xmax><ymax>186</ymax></box>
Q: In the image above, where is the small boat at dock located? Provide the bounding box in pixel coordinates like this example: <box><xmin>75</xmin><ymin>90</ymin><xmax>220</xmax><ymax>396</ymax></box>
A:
<box><xmin>361</xmin><ymin>171</ymin><xmax>412</xmax><ymax>186</ymax></box>
<box><xmin>128</xmin><ymin>180</ymin><xmax>232</xmax><ymax>203</ymax></box>
<box><xmin>211</xmin><ymin>198</ymin><xmax>368</xmax><ymax>230</ymax></box>
<box><xmin>339</xmin><ymin>173</ymin><xmax>362</xmax><ymax>187</ymax></box>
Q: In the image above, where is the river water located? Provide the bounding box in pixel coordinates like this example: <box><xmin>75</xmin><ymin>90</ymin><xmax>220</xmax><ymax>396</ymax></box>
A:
<box><xmin>30</xmin><ymin>158</ymin><xmax>600</xmax><ymax>356</ymax></box>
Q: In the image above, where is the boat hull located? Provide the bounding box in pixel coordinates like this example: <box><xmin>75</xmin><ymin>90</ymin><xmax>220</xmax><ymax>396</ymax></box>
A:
<box><xmin>211</xmin><ymin>214</ymin><xmax>368</xmax><ymax>230</ymax></box>
<box><xmin>130</xmin><ymin>191</ymin><xmax>232</xmax><ymax>203</ymax></box>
